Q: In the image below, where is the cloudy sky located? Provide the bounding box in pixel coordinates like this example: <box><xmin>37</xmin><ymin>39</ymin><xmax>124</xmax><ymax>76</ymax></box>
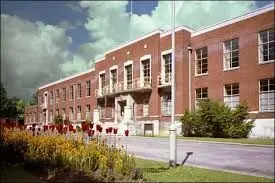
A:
<box><xmin>1</xmin><ymin>0</ymin><xmax>273</xmax><ymax>102</ymax></box>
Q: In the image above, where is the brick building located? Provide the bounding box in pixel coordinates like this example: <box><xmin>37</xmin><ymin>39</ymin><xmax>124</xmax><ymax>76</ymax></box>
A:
<box><xmin>25</xmin><ymin>5</ymin><xmax>274</xmax><ymax>138</ymax></box>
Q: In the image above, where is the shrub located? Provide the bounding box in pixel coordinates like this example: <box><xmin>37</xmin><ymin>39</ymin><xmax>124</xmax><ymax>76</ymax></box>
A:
<box><xmin>54</xmin><ymin>114</ymin><xmax>63</xmax><ymax>125</ymax></box>
<box><xmin>1</xmin><ymin>128</ymin><xmax>142</xmax><ymax>182</ymax></box>
<box><xmin>181</xmin><ymin>99</ymin><xmax>254</xmax><ymax>138</ymax></box>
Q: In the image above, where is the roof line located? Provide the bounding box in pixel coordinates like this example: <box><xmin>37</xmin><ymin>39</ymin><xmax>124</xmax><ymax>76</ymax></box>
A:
<box><xmin>38</xmin><ymin>67</ymin><xmax>95</xmax><ymax>90</ymax></box>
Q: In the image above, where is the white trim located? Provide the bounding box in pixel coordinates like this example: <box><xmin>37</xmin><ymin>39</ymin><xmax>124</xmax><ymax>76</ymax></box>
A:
<box><xmin>160</xmin><ymin>25</ymin><xmax>194</xmax><ymax>38</ymax></box>
<box><xmin>223</xmin><ymin>67</ymin><xmax>240</xmax><ymax>72</ymax></box>
<box><xmin>140</xmin><ymin>54</ymin><xmax>151</xmax><ymax>61</ymax></box>
<box><xmin>110</xmin><ymin>65</ymin><xmax>118</xmax><ymax>71</ymax></box>
<box><xmin>99</xmin><ymin>70</ymin><xmax>105</xmax><ymax>75</ymax></box>
<box><xmin>124</xmin><ymin>60</ymin><xmax>133</xmax><ymax>67</ymax></box>
<box><xmin>94</xmin><ymin>57</ymin><xmax>105</xmax><ymax>63</ymax></box>
<box><xmin>161</xmin><ymin>49</ymin><xmax>172</xmax><ymax>56</ymax></box>
<box><xmin>192</xmin><ymin>5</ymin><xmax>274</xmax><ymax>37</ymax></box>
<box><xmin>38</xmin><ymin>67</ymin><xmax>95</xmax><ymax>90</ymax></box>
<box><xmin>105</xmin><ymin>30</ymin><xmax>162</xmax><ymax>55</ymax></box>
<box><xmin>140</xmin><ymin>54</ymin><xmax>152</xmax><ymax>88</ymax></box>
<box><xmin>249</xmin><ymin>111</ymin><xmax>259</xmax><ymax>114</ymax></box>
<box><xmin>258</xmin><ymin>60</ymin><xmax>275</xmax><ymax>65</ymax></box>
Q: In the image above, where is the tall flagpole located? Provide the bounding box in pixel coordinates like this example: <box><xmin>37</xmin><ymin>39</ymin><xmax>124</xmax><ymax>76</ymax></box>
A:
<box><xmin>169</xmin><ymin>0</ymin><xmax>177</xmax><ymax>167</ymax></box>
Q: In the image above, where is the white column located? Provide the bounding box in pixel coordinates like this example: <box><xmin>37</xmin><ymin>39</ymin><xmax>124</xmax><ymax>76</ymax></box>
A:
<box><xmin>45</xmin><ymin>110</ymin><xmax>48</xmax><ymax>125</ymax></box>
<box><xmin>114</xmin><ymin>97</ymin><xmax>118</xmax><ymax>124</ymax></box>
<box><xmin>93</xmin><ymin>108</ymin><xmax>100</xmax><ymax>124</ymax></box>
<box><xmin>124</xmin><ymin>106</ymin><xmax>132</xmax><ymax>121</ymax></box>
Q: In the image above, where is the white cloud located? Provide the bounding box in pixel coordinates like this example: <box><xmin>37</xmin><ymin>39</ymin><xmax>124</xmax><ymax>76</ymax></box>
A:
<box><xmin>79</xmin><ymin>1</ymin><xmax>257</xmax><ymax>65</ymax></box>
<box><xmin>1</xmin><ymin>14</ymin><xmax>87</xmax><ymax>101</ymax></box>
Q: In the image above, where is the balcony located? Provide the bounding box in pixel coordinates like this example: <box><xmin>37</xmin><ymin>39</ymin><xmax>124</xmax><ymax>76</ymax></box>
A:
<box><xmin>95</xmin><ymin>77</ymin><xmax>152</xmax><ymax>98</ymax></box>
<box><xmin>157</xmin><ymin>73</ymin><xmax>171</xmax><ymax>87</ymax></box>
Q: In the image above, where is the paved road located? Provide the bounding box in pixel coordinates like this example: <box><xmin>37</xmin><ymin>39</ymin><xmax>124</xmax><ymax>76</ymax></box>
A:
<box><xmin>117</xmin><ymin>136</ymin><xmax>274</xmax><ymax>178</ymax></box>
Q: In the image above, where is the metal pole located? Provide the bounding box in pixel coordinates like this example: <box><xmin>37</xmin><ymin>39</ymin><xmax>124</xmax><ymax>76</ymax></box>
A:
<box><xmin>169</xmin><ymin>0</ymin><xmax>177</xmax><ymax>168</ymax></box>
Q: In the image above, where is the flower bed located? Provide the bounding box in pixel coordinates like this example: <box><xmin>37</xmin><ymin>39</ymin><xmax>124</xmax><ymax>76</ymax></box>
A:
<box><xmin>0</xmin><ymin>124</ymin><xmax>143</xmax><ymax>182</ymax></box>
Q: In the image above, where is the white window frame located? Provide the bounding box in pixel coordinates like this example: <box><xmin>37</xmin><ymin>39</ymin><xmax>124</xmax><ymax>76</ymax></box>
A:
<box><xmin>99</xmin><ymin>70</ymin><xmax>106</xmax><ymax>95</ymax></box>
<box><xmin>195</xmin><ymin>47</ymin><xmax>208</xmax><ymax>76</ymax></box>
<box><xmin>140</xmin><ymin>55</ymin><xmax>152</xmax><ymax>87</ymax></box>
<box><xmin>49</xmin><ymin>110</ymin><xmax>53</xmax><ymax>123</ymax></box>
<box><xmin>110</xmin><ymin>65</ymin><xmax>118</xmax><ymax>93</ymax></box>
<box><xmin>223</xmin><ymin>38</ymin><xmax>239</xmax><ymax>71</ymax></box>
<box><xmin>161</xmin><ymin>49</ymin><xmax>172</xmax><ymax>84</ymax></box>
<box><xmin>143</xmin><ymin>99</ymin><xmax>149</xmax><ymax>117</ymax></box>
<box><xmin>258</xmin><ymin>29</ymin><xmax>275</xmax><ymax>64</ymax></box>
<box><xmin>49</xmin><ymin>91</ymin><xmax>53</xmax><ymax>105</ymax></box>
<box><xmin>69</xmin><ymin>85</ymin><xmax>73</xmax><ymax>100</ymax></box>
<box><xmin>195</xmin><ymin>88</ymin><xmax>208</xmax><ymax>109</ymax></box>
<box><xmin>86</xmin><ymin>104</ymin><xmax>91</xmax><ymax>120</ymax></box>
<box><xmin>224</xmin><ymin>83</ymin><xmax>240</xmax><ymax>109</ymax></box>
<box><xmin>77</xmin><ymin>83</ymin><xmax>82</xmax><ymax>99</ymax></box>
<box><xmin>161</xmin><ymin>92</ymin><xmax>171</xmax><ymax>116</ymax></box>
<box><xmin>86</xmin><ymin>80</ymin><xmax>91</xmax><ymax>97</ymax></box>
<box><xmin>259</xmin><ymin>78</ymin><xmax>275</xmax><ymax>112</ymax></box>
<box><xmin>77</xmin><ymin>106</ymin><xmax>81</xmax><ymax>121</ymax></box>
<box><xmin>62</xmin><ymin>108</ymin><xmax>66</xmax><ymax>120</ymax></box>
<box><xmin>124</xmin><ymin>60</ymin><xmax>133</xmax><ymax>90</ymax></box>
<box><xmin>62</xmin><ymin>88</ymin><xmax>66</xmax><ymax>102</ymax></box>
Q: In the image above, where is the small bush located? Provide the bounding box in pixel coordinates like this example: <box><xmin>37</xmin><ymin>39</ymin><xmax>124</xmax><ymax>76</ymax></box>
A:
<box><xmin>181</xmin><ymin>99</ymin><xmax>254</xmax><ymax>138</ymax></box>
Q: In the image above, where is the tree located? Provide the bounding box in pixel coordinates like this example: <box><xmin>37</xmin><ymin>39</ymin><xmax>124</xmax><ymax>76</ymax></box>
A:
<box><xmin>16</xmin><ymin>99</ymin><xmax>25</xmax><ymax>120</ymax></box>
<box><xmin>29</xmin><ymin>92</ymin><xmax>38</xmax><ymax>106</ymax></box>
<box><xmin>0</xmin><ymin>82</ymin><xmax>8</xmax><ymax>118</ymax></box>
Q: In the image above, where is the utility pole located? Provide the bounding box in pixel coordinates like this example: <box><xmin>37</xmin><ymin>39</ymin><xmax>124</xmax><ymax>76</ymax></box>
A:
<box><xmin>169</xmin><ymin>0</ymin><xmax>177</xmax><ymax>168</ymax></box>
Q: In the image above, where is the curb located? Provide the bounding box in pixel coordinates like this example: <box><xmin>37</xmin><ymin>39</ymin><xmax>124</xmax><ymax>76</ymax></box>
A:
<box><xmin>132</xmin><ymin>136</ymin><xmax>274</xmax><ymax>148</ymax></box>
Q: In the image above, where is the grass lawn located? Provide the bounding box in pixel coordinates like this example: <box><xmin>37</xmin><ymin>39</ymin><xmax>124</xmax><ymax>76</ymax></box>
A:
<box><xmin>1</xmin><ymin>165</ymin><xmax>46</xmax><ymax>183</ymax></box>
<box><xmin>150</xmin><ymin>136</ymin><xmax>274</xmax><ymax>146</ymax></box>
<box><xmin>135</xmin><ymin>158</ymin><xmax>273</xmax><ymax>182</ymax></box>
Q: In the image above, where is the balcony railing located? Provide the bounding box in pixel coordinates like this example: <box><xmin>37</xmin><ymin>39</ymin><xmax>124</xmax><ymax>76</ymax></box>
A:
<box><xmin>157</xmin><ymin>73</ymin><xmax>171</xmax><ymax>87</ymax></box>
<box><xmin>95</xmin><ymin>77</ymin><xmax>152</xmax><ymax>98</ymax></box>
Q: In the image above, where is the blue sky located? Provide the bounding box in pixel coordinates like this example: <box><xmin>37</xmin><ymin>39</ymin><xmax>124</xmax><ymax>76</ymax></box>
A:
<box><xmin>1</xmin><ymin>1</ymin><xmax>274</xmax><ymax>101</ymax></box>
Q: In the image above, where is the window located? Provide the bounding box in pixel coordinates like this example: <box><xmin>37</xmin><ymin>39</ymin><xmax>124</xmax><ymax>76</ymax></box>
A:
<box><xmin>77</xmin><ymin>83</ymin><xmax>82</xmax><ymax>98</ymax></box>
<box><xmin>56</xmin><ymin>109</ymin><xmax>59</xmax><ymax>116</ymax></box>
<box><xmin>69</xmin><ymin>85</ymin><xmax>73</xmax><ymax>100</ymax></box>
<box><xmin>50</xmin><ymin>91</ymin><xmax>53</xmax><ymax>105</ymax></box>
<box><xmin>195</xmin><ymin>47</ymin><xmax>208</xmax><ymax>75</ymax></box>
<box><xmin>111</xmin><ymin>69</ymin><xmax>117</xmax><ymax>92</ymax></box>
<box><xmin>125</xmin><ymin>64</ymin><xmax>133</xmax><ymax>89</ymax></box>
<box><xmin>195</xmin><ymin>88</ymin><xmax>208</xmax><ymax>109</ymax></box>
<box><xmin>86</xmin><ymin>81</ymin><xmax>91</xmax><ymax>97</ymax></box>
<box><xmin>62</xmin><ymin>88</ymin><xmax>66</xmax><ymax>101</ymax></box>
<box><xmin>259</xmin><ymin>78</ymin><xmax>275</xmax><ymax>112</ymax></box>
<box><xmin>49</xmin><ymin>110</ymin><xmax>53</xmax><ymax>122</ymax></box>
<box><xmin>77</xmin><ymin>106</ymin><xmax>81</xmax><ymax>121</ymax></box>
<box><xmin>86</xmin><ymin>105</ymin><xmax>90</xmax><ymax>120</ymax></box>
<box><xmin>69</xmin><ymin>107</ymin><xmax>73</xmax><ymax>121</ymax></box>
<box><xmin>143</xmin><ymin>99</ymin><xmax>149</xmax><ymax>117</ymax></box>
<box><xmin>224</xmin><ymin>39</ymin><xmax>239</xmax><ymax>69</ymax></box>
<box><xmin>56</xmin><ymin>89</ymin><xmax>60</xmax><ymax>103</ymax></box>
<box><xmin>161</xmin><ymin>92</ymin><xmax>171</xmax><ymax>116</ymax></box>
<box><xmin>142</xmin><ymin>59</ymin><xmax>151</xmax><ymax>87</ymax></box>
<box><xmin>259</xmin><ymin>29</ymin><xmax>274</xmax><ymax>63</ymax></box>
<box><xmin>100</xmin><ymin>73</ymin><xmax>106</xmax><ymax>94</ymax></box>
<box><xmin>99</xmin><ymin>106</ymin><xmax>105</xmax><ymax>119</ymax></box>
<box><xmin>163</xmin><ymin>53</ymin><xmax>172</xmax><ymax>82</ymax></box>
<box><xmin>224</xmin><ymin>83</ymin><xmax>240</xmax><ymax>109</ymax></box>
<box><xmin>62</xmin><ymin>108</ymin><xmax>66</xmax><ymax>120</ymax></box>
<box><xmin>33</xmin><ymin>113</ymin><xmax>36</xmax><ymax>122</ymax></box>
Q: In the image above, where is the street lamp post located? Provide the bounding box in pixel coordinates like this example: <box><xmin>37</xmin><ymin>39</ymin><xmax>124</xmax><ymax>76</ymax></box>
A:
<box><xmin>169</xmin><ymin>0</ymin><xmax>177</xmax><ymax>168</ymax></box>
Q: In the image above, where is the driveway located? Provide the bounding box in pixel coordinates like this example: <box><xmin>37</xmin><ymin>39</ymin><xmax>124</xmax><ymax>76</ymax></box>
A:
<box><xmin>116</xmin><ymin>136</ymin><xmax>274</xmax><ymax>178</ymax></box>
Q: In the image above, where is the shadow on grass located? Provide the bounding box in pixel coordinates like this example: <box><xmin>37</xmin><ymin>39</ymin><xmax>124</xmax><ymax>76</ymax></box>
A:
<box><xmin>142</xmin><ymin>167</ymin><xmax>170</xmax><ymax>173</ymax></box>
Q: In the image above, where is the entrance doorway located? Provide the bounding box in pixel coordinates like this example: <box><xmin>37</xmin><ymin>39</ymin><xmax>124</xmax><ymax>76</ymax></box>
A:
<box><xmin>118</xmin><ymin>100</ymin><xmax>126</xmax><ymax>121</ymax></box>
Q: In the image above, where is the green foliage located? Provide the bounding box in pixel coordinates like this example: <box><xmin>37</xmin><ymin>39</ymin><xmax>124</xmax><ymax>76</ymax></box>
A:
<box><xmin>76</xmin><ymin>125</ymin><xmax>81</xmax><ymax>132</ymax></box>
<box><xmin>0</xmin><ymin>82</ymin><xmax>25</xmax><ymax>120</ymax></box>
<box><xmin>29</xmin><ymin>92</ymin><xmax>38</xmax><ymax>106</ymax></box>
<box><xmin>54</xmin><ymin>114</ymin><xmax>63</xmax><ymax>125</ymax></box>
<box><xmin>181</xmin><ymin>99</ymin><xmax>254</xmax><ymax>138</ymax></box>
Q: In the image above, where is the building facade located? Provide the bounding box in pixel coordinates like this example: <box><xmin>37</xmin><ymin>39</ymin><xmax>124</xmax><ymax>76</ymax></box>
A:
<box><xmin>25</xmin><ymin>5</ymin><xmax>274</xmax><ymax>138</ymax></box>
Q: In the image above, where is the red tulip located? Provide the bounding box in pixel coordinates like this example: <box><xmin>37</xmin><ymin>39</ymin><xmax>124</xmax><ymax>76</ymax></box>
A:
<box><xmin>92</xmin><ymin>130</ymin><xmax>95</xmax><ymax>136</ymax></box>
<box><xmin>114</xmin><ymin>128</ymin><xmax>118</xmax><ymax>134</ymax></box>
<box><xmin>109</xmin><ymin>127</ymin><xmax>113</xmax><ymax>134</ymax></box>
<box><xmin>29</xmin><ymin>127</ymin><xmax>32</xmax><ymax>131</ymax></box>
<box><xmin>72</xmin><ymin>129</ymin><xmax>76</xmax><ymax>133</ymax></box>
<box><xmin>68</xmin><ymin>124</ymin><xmax>73</xmax><ymax>132</ymax></box>
<box><xmin>32</xmin><ymin>123</ymin><xmax>36</xmax><ymax>128</ymax></box>
<box><xmin>106</xmin><ymin>128</ymin><xmax>109</xmax><ymax>134</ymax></box>
<box><xmin>81</xmin><ymin>122</ymin><xmax>88</xmax><ymax>132</ymax></box>
<box><xmin>124</xmin><ymin>130</ymin><xmax>129</xmax><ymax>136</ymax></box>
<box><xmin>63</xmin><ymin>127</ymin><xmax>68</xmax><ymax>134</ymax></box>
<box><xmin>38</xmin><ymin>127</ymin><xmax>41</xmax><ymax>132</ymax></box>
<box><xmin>43</xmin><ymin>125</ymin><xmax>48</xmax><ymax>132</ymax></box>
<box><xmin>98</xmin><ymin>125</ymin><xmax>103</xmax><ymax>133</ymax></box>
<box><xmin>88</xmin><ymin>129</ymin><xmax>92</xmax><ymax>137</ymax></box>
